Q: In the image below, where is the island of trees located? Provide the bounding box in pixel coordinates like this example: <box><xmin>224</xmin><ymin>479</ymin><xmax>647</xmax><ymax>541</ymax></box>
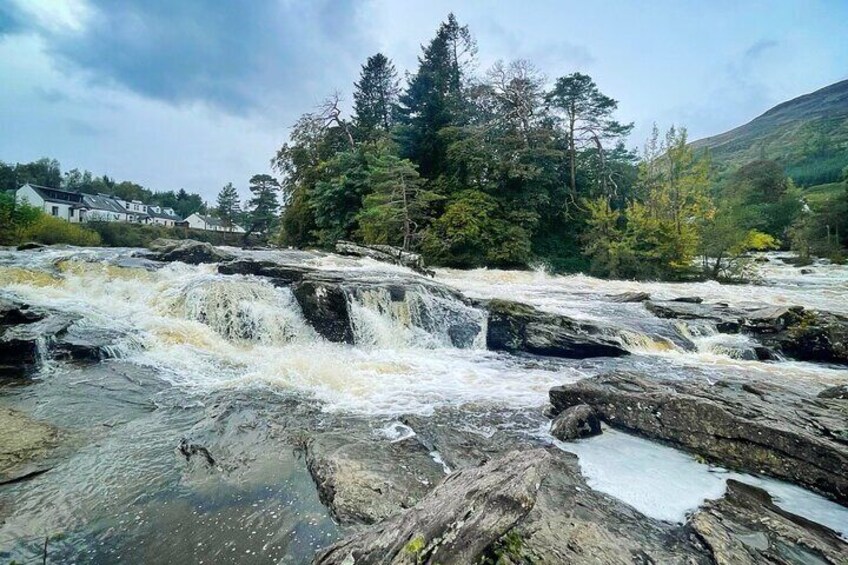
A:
<box><xmin>3</xmin><ymin>13</ymin><xmax>846</xmax><ymax>279</ymax></box>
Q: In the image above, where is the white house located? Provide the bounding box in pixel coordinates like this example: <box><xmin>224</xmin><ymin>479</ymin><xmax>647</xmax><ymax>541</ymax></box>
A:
<box><xmin>80</xmin><ymin>193</ymin><xmax>130</xmax><ymax>222</ymax></box>
<box><xmin>15</xmin><ymin>183</ymin><xmax>185</xmax><ymax>226</ymax></box>
<box><xmin>16</xmin><ymin>183</ymin><xmax>85</xmax><ymax>223</ymax></box>
<box><xmin>147</xmin><ymin>205</ymin><xmax>181</xmax><ymax>227</ymax></box>
<box><xmin>184</xmin><ymin>213</ymin><xmax>246</xmax><ymax>233</ymax></box>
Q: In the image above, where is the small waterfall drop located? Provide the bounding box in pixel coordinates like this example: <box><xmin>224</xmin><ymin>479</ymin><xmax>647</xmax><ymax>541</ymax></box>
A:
<box><xmin>346</xmin><ymin>284</ymin><xmax>487</xmax><ymax>349</ymax></box>
<box><xmin>161</xmin><ymin>275</ymin><xmax>317</xmax><ymax>345</ymax></box>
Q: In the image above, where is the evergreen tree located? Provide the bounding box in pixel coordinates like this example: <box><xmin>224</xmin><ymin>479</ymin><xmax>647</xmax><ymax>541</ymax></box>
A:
<box><xmin>546</xmin><ymin>73</ymin><xmax>633</xmax><ymax>207</ymax></box>
<box><xmin>353</xmin><ymin>53</ymin><xmax>400</xmax><ymax>140</ymax></box>
<box><xmin>216</xmin><ymin>182</ymin><xmax>241</xmax><ymax>229</ymax></box>
<box><xmin>397</xmin><ymin>13</ymin><xmax>476</xmax><ymax>180</ymax></box>
<box><xmin>246</xmin><ymin>174</ymin><xmax>280</xmax><ymax>239</ymax></box>
<box><xmin>357</xmin><ymin>144</ymin><xmax>438</xmax><ymax>250</ymax></box>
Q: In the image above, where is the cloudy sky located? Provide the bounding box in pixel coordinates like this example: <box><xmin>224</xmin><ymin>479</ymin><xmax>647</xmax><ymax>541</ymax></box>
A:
<box><xmin>1</xmin><ymin>0</ymin><xmax>846</xmax><ymax>202</ymax></box>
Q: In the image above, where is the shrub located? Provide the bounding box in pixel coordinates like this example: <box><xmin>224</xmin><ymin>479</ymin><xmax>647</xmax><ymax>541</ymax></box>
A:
<box><xmin>21</xmin><ymin>215</ymin><xmax>101</xmax><ymax>246</ymax></box>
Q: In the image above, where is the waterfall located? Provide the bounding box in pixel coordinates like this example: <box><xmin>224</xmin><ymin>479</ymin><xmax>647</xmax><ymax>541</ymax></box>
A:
<box><xmin>161</xmin><ymin>275</ymin><xmax>316</xmax><ymax>345</ymax></box>
<box><xmin>345</xmin><ymin>284</ymin><xmax>487</xmax><ymax>349</ymax></box>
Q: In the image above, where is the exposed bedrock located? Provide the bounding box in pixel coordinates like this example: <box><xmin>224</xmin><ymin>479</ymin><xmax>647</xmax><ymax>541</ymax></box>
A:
<box><xmin>645</xmin><ymin>300</ymin><xmax>848</xmax><ymax>364</ymax></box>
<box><xmin>304</xmin><ymin>432</ymin><xmax>445</xmax><ymax>526</ymax></box>
<box><xmin>549</xmin><ymin>372</ymin><xmax>848</xmax><ymax>504</ymax></box>
<box><xmin>0</xmin><ymin>296</ymin><xmax>132</xmax><ymax>377</ymax></box>
<box><xmin>0</xmin><ymin>407</ymin><xmax>62</xmax><ymax>485</ymax></box>
<box><xmin>146</xmin><ymin>238</ymin><xmax>234</xmax><ymax>264</ymax></box>
<box><xmin>335</xmin><ymin>240</ymin><xmax>433</xmax><ymax>276</ymax></box>
<box><xmin>688</xmin><ymin>479</ymin><xmax>848</xmax><ymax>564</ymax></box>
<box><xmin>486</xmin><ymin>299</ymin><xmax>631</xmax><ymax>358</ymax></box>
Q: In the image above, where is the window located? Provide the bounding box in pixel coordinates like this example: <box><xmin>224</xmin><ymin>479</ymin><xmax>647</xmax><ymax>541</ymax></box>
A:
<box><xmin>70</xmin><ymin>209</ymin><xmax>75</xmax><ymax>217</ymax></box>
<box><xmin>51</xmin><ymin>206</ymin><xmax>59</xmax><ymax>216</ymax></box>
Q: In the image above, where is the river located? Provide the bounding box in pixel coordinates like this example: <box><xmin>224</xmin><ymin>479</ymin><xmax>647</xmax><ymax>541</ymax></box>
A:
<box><xmin>0</xmin><ymin>246</ymin><xmax>846</xmax><ymax>562</ymax></box>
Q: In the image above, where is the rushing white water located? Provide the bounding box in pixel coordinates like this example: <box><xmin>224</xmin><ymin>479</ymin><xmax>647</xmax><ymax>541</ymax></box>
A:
<box><xmin>1</xmin><ymin>246</ymin><xmax>847</xmax><ymax>560</ymax></box>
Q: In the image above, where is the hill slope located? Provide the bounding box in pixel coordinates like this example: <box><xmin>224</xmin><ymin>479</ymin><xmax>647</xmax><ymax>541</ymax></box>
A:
<box><xmin>693</xmin><ymin>79</ymin><xmax>848</xmax><ymax>186</ymax></box>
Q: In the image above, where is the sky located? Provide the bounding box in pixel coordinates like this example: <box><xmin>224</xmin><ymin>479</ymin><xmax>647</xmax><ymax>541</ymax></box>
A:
<box><xmin>1</xmin><ymin>0</ymin><xmax>846</xmax><ymax>203</ymax></box>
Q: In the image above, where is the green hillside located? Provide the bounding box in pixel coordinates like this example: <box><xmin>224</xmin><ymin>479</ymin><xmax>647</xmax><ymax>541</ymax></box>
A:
<box><xmin>692</xmin><ymin>79</ymin><xmax>848</xmax><ymax>186</ymax></box>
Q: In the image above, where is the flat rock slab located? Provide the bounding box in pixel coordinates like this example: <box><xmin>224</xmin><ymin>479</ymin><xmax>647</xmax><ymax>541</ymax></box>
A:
<box><xmin>486</xmin><ymin>299</ymin><xmax>630</xmax><ymax>359</ymax></box>
<box><xmin>550</xmin><ymin>372</ymin><xmax>848</xmax><ymax>504</ymax></box>
<box><xmin>147</xmin><ymin>238</ymin><xmax>234</xmax><ymax>264</ymax></box>
<box><xmin>313</xmin><ymin>449</ymin><xmax>546</xmax><ymax>565</ymax></box>
<box><xmin>305</xmin><ymin>431</ymin><xmax>445</xmax><ymax>526</ymax></box>
<box><xmin>0</xmin><ymin>407</ymin><xmax>61</xmax><ymax>484</ymax></box>
<box><xmin>689</xmin><ymin>480</ymin><xmax>848</xmax><ymax>564</ymax></box>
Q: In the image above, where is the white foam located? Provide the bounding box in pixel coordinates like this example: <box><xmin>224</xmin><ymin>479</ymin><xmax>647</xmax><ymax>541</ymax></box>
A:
<box><xmin>554</xmin><ymin>428</ymin><xmax>848</xmax><ymax>537</ymax></box>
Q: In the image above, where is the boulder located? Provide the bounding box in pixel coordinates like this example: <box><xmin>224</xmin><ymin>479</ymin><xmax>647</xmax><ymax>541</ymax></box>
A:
<box><xmin>147</xmin><ymin>238</ymin><xmax>234</xmax><ymax>264</ymax></box>
<box><xmin>644</xmin><ymin>300</ymin><xmax>742</xmax><ymax>332</ymax></box>
<box><xmin>305</xmin><ymin>432</ymin><xmax>445</xmax><ymax>526</ymax></box>
<box><xmin>608</xmin><ymin>291</ymin><xmax>651</xmax><ymax>303</ymax></box>
<box><xmin>16</xmin><ymin>242</ymin><xmax>46</xmax><ymax>251</ymax></box>
<box><xmin>800</xmin><ymin>268</ymin><xmax>814</xmax><ymax>275</ymax></box>
<box><xmin>688</xmin><ymin>480</ymin><xmax>848</xmax><ymax>564</ymax></box>
<box><xmin>486</xmin><ymin>299</ymin><xmax>630</xmax><ymax>358</ymax></box>
<box><xmin>766</xmin><ymin>310</ymin><xmax>848</xmax><ymax>365</ymax></box>
<box><xmin>292</xmin><ymin>279</ymin><xmax>354</xmax><ymax>343</ymax></box>
<box><xmin>550</xmin><ymin>404</ymin><xmax>601</xmax><ymax>441</ymax></box>
<box><xmin>549</xmin><ymin>372</ymin><xmax>848</xmax><ymax>504</ymax></box>
<box><xmin>217</xmin><ymin>259</ymin><xmax>311</xmax><ymax>284</ymax></box>
<box><xmin>818</xmin><ymin>384</ymin><xmax>848</xmax><ymax>400</ymax></box>
<box><xmin>313</xmin><ymin>449</ymin><xmax>546</xmax><ymax>565</ymax></box>
<box><xmin>335</xmin><ymin>240</ymin><xmax>433</xmax><ymax>276</ymax></box>
<box><xmin>671</xmin><ymin>296</ymin><xmax>703</xmax><ymax>304</ymax></box>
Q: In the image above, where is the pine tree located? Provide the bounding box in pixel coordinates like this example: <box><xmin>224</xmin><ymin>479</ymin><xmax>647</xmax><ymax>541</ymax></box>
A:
<box><xmin>216</xmin><ymin>182</ymin><xmax>241</xmax><ymax>229</ymax></box>
<box><xmin>245</xmin><ymin>174</ymin><xmax>280</xmax><ymax>239</ymax></box>
<box><xmin>353</xmin><ymin>53</ymin><xmax>400</xmax><ymax>140</ymax></box>
<box><xmin>397</xmin><ymin>13</ymin><xmax>476</xmax><ymax>180</ymax></box>
<box><xmin>358</xmin><ymin>145</ymin><xmax>438</xmax><ymax>250</ymax></box>
<box><xmin>546</xmin><ymin>73</ymin><xmax>633</xmax><ymax>205</ymax></box>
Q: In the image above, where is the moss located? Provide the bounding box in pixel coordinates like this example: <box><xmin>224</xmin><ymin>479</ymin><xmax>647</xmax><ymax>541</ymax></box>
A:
<box><xmin>403</xmin><ymin>534</ymin><xmax>426</xmax><ymax>559</ymax></box>
<box><xmin>479</xmin><ymin>529</ymin><xmax>525</xmax><ymax>564</ymax></box>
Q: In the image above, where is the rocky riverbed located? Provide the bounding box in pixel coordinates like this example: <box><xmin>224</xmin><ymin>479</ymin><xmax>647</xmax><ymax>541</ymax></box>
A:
<box><xmin>0</xmin><ymin>243</ymin><xmax>846</xmax><ymax>563</ymax></box>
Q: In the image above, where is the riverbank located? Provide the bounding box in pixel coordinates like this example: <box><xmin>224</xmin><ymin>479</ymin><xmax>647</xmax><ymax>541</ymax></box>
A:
<box><xmin>0</xmin><ymin>243</ymin><xmax>845</xmax><ymax>562</ymax></box>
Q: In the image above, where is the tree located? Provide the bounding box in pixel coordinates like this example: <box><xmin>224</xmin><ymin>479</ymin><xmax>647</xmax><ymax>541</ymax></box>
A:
<box><xmin>216</xmin><ymin>182</ymin><xmax>241</xmax><ymax>229</ymax></box>
<box><xmin>245</xmin><ymin>174</ymin><xmax>280</xmax><ymax>240</ymax></box>
<box><xmin>353</xmin><ymin>53</ymin><xmax>400</xmax><ymax>140</ymax></box>
<box><xmin>397</xmin><ymin>13</ymin><xmax>476</xmax><ymax>180</ymax></box>
<box><xmin>546</xmin><ymin>73</ymin><xmax>633</xmax><ymax>207</ymax></box>
<box><xmin>358</xmin><ymin>144</ymin><xmax>438</xmax><ymax>250</ymax></box>
<box><xmin>310</xmin><ymin>149</ymin><xmax>370</xmax><ymax>246</ymax></box>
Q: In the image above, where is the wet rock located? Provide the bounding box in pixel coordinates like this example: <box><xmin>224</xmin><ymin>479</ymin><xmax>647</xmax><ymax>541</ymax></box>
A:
<box><xmin>16</xmin><ymin>242</ymin><xmax>46</xmax><ymax>251</ymax></box>
<box><xmin>0</xmin><ymin>313</ymin><xmax>77</xmax><ymax>377</ymax></box>
<box><xmin>335</xmin><ymin>240</ymin><xmax>433</xmax><ymax>276</ymax></box>
<box><xmin>671</xmin><ymin>296</ymin><xmax>703</xmax><ymax>304</ymax></box>
<box><xmin>608</xmin><ymin>291</ymin><xmax>651</xmax><ymax>303</ymax></box>
<box><xmin>738</xmin><ymin>305</ymin><xmax>798</xmax><ymax>333</ymax></box>
<box><xmin>549</xmin><ymin>372</ymin><xmax>848</xmax><ymax>504</ymax></box>
<box><xmin>644</xmin><ymin>300</ymin><xmax>742</xmax><ymax>332</ymax></box>
<box><xmin>0</xmin><ymin>407</ymin><xmax>61</xmax><ymax>484</ymax></box>
<box><xmin>0</xmin><ymin>297</ymin><xmax>44</xmax><ymax>326</ymax></box>
<box><xmin>217</xmin><ymin>259</ymin><xmax>312</xmax><ymax>284</ymax></box>
<box><xmin>177</xmin><ymin>438</ymin><xmax>216</xmax><ymax>467</ymax></box>
<box><xmin>304</xmin><ymin>432</ymin><xmax>444</xmax><ymax>525</ymax></box>
<box><xmin>313</xmin><ymin>449</ymin><xmax>546</xmax><ymax>565</ymax></box>
<box><xmin>688</xmin><ymin>480</ymin><xmax>848</xmax><ymax>564</ymax></box>
<box><xmin>292</xmin><ymin>279</ymin><xmax>354</xmax><ymax>343</ymax></box>
<box><xmin>818</xmin><ymin>384</ymin><xmax>848</xmax><ymax>400</ymax></box>
<box><xmin>550</xmin><ymin>404</ymin><xmax>601</xmax><ymax>441</ymax></box>
<box><xmin>506</xmin><ymin>450</ymin><xmax>712</xmax><ymax>564</ymax></box>
<box><xmin>766</xmin><ymin>309</ymin><xmax>848</xmax><ymax>365</ymax></box>
<box><xmin>486</xmin><ymin>299</ymin><xmax>630</xmax><ymax>359</ymax></box>
<box><xmin>147</xmin><ymin>238</ymin><xmax>234</xmax><ymax>264</ymax></box>
<box><xmin>800</xmin><ymin>268</ymin><xmax>814</xmax><ymax>275</ymax></box>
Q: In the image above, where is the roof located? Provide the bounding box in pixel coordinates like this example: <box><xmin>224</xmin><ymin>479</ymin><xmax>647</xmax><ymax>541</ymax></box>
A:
<box><xmin>81</xmin><ymin>193</ymin><xmax>128</xmax><ymax>214</ymax></box>
<box><xmin>148</xmin><ymin>208</ymin><xmax>181</xmax><ymax>221</ymax></box>
<box><xmin>190</xmin><ymin>213</ymin><xmax>225</xmax><ymax>227</ymax></box>
<box><xmin>21</xmin><ymin>183</ymin><xmax>84</xmax><ymax>204</ymax></box>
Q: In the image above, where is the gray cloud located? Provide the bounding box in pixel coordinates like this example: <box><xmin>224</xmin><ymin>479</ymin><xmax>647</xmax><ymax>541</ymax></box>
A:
<box><xmin>13</xmin><ymin>0</ymin><xmax>373</xmax><ymax>117</ymax></box>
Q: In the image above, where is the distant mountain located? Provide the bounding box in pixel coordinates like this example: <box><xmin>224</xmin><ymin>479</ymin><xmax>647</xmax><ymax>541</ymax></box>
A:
<box><xmin>692</xmin><ymin>79</ymin><xmax>848</xmax><ymax>186</ymax></box>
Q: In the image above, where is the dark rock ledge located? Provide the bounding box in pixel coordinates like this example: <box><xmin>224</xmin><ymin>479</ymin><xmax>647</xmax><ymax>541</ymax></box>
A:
<box><xmin>550</xmin><ymin>372</ymin><xmax>848</xmax><ymax>504</ymax></box>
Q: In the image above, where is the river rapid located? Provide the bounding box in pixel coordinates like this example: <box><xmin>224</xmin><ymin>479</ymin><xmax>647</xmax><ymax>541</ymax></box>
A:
<box><xmin>0</xmin><ymin>246</ymin><xmax>846</xmax><ymax>562</ymax></box>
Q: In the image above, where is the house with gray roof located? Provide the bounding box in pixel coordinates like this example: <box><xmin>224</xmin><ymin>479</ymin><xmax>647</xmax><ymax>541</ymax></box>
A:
<box><xmin>184</xmin><ymin>212</ymin><xmax>246</xmax><ymax>233</ymax></box>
